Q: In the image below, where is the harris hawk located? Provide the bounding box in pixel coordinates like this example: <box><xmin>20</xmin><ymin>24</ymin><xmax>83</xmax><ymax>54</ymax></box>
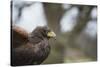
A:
<box><xmin>11</xmin><ymin>26</ymin><xmax>56</xmax><ymax>66</ymax></box>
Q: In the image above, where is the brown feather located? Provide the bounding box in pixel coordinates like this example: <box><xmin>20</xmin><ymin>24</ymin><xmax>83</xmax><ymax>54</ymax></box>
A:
<box><xmin>11</xmin><ymin>26</ymin><xmax>51</xmax><ymax>66</ymax></box>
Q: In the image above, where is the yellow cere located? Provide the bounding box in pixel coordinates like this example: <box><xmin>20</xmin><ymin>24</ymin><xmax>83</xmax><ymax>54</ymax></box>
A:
<box><xmin>47</xmin><ymin>31</ymin><xmax>56</xmax><ymax>37</ymax></box>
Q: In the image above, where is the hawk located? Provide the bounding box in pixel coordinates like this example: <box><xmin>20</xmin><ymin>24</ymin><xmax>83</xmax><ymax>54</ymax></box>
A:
<box><xmin>11</xmin><ymin>26</ymin><xmax>56</xmax><ymax>66</ymax></box>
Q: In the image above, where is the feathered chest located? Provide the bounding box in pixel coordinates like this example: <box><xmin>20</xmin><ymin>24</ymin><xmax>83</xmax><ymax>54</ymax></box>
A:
<box><xmin>12</xmin><ymin>39</ymin><xmax>51</xmax><ymax>65</ymax></box>
<box><xmin>32</xmin><ymin>39</ymin><xmax>51</xmax><ymax>64</ymax></box>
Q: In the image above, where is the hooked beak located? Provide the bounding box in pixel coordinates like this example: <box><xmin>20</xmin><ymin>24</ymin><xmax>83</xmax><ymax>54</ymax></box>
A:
<box><xmin>47</xmin><ymin>31</ymin><xmax>56</xmax><ymax>40</ymax></box>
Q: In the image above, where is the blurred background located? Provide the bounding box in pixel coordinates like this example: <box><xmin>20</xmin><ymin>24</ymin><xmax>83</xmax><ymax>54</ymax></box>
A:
<box><xmin>11</xmin><ymin>0</ymin><xmax>97</xmax><ymax>64</ymax></box>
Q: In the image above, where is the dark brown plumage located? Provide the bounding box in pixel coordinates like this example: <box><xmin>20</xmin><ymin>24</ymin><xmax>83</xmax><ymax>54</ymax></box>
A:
<box><xmin>11</xmin><ymin>26</ymin><xmax>56</xmax><ymax>66</ymax></box>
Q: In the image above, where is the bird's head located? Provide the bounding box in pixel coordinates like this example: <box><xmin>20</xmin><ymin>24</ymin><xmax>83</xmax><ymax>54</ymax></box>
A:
<box><xmin>30</xmin><ymin>26</ymin><xmax>56</xmax><ymax>40</ymax></box>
